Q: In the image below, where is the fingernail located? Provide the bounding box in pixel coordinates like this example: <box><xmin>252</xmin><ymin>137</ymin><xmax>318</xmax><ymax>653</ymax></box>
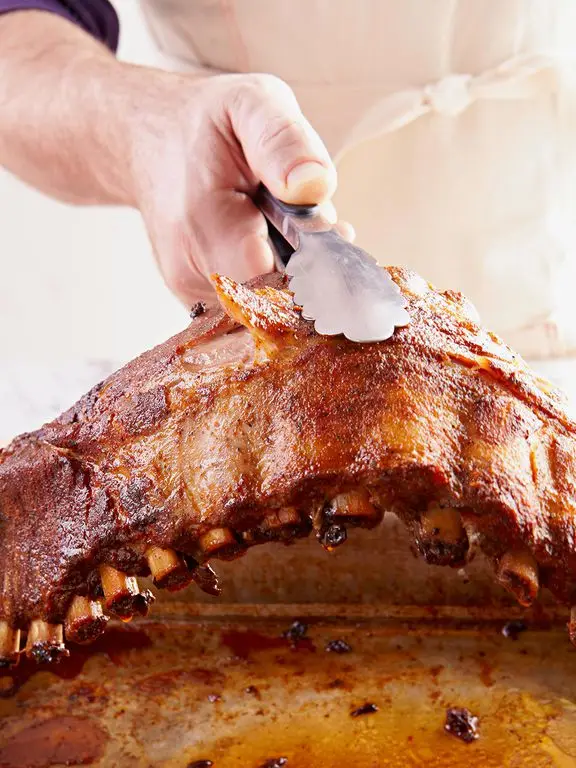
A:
<box><xmin>285</xmin><ymin>161</ymin><xmax>331</xmax><ymax>204</ymax></box>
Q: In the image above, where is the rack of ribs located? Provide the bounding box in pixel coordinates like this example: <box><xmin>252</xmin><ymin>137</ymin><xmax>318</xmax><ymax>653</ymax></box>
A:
<box><xmin>1</xmin><ymin>268</ymin><xmax>576</xmax><ymax>666</ymax></box>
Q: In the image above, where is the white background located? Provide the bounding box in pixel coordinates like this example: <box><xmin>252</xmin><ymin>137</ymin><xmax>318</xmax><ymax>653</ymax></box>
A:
<box><xmin>0</xmin><ymin>2</ymin><xmax>185</xmax><ymax>439</ymax></box>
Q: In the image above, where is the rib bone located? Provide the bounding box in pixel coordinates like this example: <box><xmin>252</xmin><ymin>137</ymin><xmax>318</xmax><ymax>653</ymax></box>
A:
<box><xmin>248</xmin><ymin>507</ymin><xmax>309</xmax><ymax>543</ymax></box>
<box><xmin>0</xmin><ymin>621</ymin><xmax>21</xmax><ymax>667</ymax></box>
<box><xmin>25</xmin><ymin>620</ymin><xmax>68</xmax><ymax>663</ymax></box>
<box><xmin>65</xmin><ymin>596</ymin><xmax>109</xmax><ymax>644</ymax></box>
<box><xmin>198</xmin><ymin>527</ymin><xmax>243</xmax><ymax>560</ymax></box>
<box><xmin>417</xmin><ymin>504</ymin><xmax>469</xmax><ymax>566</ymax></box>
<box><xmin>8</xmin><ymin>270</ymin><xmax>576</xmax><ymax>651</ymax></box>
<box><xmin>99</xmin><ymin>564</ymin><xmax>155</xmax><ymax>620</ymax></box>
<box><xmin>569</xmin><ymin>607</ymin><xmax>576</xmax><ymax>647</ymax></box>
<box><xmin>497</xmin><ymin>550</ymin><xmax>539</xmax><ymax>607</ymax></box>
<box><xmin>311</xmin><ymin>504</ymin><xmax>348</xmax><ymax>551</ymax></box>
<box><xmin>326</xmin><ymin>489</ymin><xmax>382</xmax><ymax>528</ymax></box>
<box><xmin>146</xmin><ymin>546</ymin><xmax>194</xmax><ymax>591</ymax></box>
<box><xmin>261</xmin><ymin>507</ymin><xmax>301</xmax><ymax>531</ymax></box>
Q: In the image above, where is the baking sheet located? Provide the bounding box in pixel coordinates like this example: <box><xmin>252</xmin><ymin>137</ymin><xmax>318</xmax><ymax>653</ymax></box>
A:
<box><xmin>1</xmin><ymin>603</ymin><xmax>576</xmax><ymax>767</ymax></box>
<box><xmin>0</xmin><ymin>517</ymin><xmax>574</xmax><ymax>766</ymax></box>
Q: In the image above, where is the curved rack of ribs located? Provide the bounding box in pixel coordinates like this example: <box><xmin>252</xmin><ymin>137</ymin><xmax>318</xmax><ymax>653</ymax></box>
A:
<box><xmin>2</xmin><ymin>268</ymin><xmax>576</xmax><ymax>666</ymax></box>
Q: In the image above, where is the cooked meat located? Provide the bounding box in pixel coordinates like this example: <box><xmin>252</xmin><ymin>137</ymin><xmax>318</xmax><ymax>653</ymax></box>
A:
<box><xmin>2</xmin><ymin>267</ymin><xmax>576</xmax><ymax>665</ymax></box>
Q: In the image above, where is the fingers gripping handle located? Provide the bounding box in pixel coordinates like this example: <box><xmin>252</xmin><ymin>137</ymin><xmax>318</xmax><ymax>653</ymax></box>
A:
<box><xmin>254</xmin><ymin>184</ymin><xmax>332</xmax><ymax>269</ymax></box>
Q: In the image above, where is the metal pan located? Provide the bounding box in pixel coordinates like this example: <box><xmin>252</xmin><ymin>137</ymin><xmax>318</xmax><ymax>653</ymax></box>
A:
<box><xmin>1</xmin><ymin>517</ymin><xmax>575</xmax><ymax>766</ymax></box>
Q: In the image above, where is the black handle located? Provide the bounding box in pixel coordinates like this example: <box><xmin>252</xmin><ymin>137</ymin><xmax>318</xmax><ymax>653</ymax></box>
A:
<box><xmin>253</xmin><ymin>184</ymin><xmax>329</xmax><ymax>269</ymax></box>
<box><xmin>264</xmin><ymin>220</ymin><xmax>295</xmax><ymax>269</ymax></box>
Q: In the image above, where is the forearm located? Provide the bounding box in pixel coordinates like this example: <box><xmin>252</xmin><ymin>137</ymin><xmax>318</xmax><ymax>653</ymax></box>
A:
<box><xmin>0</xmin><ymin>10</ymin><xmax>140</xmax><ymax>205</ymax></box>
<box><xmin>0</xmin><ymin>9</ymin><xmax>339</xmax><ymax>308</ymax></box>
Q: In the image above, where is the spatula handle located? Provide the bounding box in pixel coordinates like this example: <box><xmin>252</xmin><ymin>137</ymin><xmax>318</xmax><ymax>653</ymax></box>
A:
<box><xmin>253</xmin><ymin>184</ymin><xmax>332</xmax><ymax>269</ymax></box>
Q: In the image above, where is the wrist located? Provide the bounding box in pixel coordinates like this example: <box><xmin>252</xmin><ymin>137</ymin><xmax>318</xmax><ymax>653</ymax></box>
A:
<box><xmin>71</xmin><ymin>57</ymin><xmax>147</xmax><ymax>207</ymax></box>
<box><xmin>110</xmin><ymin>65</ymin><xmax>202</xmax><ymax>212</ymax></box>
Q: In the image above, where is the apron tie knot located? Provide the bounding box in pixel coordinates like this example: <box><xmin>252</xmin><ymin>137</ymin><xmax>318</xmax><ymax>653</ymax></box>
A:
<box><xmin>423</xmin><ymin>74</ymin><xmax>473</xmax><ymax>116</ymax></box>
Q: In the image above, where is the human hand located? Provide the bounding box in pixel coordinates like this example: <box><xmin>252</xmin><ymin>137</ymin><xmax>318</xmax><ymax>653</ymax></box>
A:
<box><xmin>126</xmin><ymin>70</ymin><xmax>351</xmax><ymax>307</ymax></box>
<box><xmin>0</xmin><ymin>12</ymin><xmax>351</xmax><ymax>309</ymax></box>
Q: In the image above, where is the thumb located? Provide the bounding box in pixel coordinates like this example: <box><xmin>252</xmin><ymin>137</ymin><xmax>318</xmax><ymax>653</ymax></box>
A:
<box><xmin>226</xmin><ymin>74</ymin><xmax>337</xmax><ymax>205</ymax></box>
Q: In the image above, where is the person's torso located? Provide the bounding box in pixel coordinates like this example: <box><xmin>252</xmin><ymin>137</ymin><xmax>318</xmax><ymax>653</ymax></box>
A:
<box><xmin>139</xmin><ymin>0</ymin><xmax>576</xmax><ymax>361</ymax></box>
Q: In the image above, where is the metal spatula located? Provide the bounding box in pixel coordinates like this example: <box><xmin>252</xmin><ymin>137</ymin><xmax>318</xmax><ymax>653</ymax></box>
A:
<box><xmin>254</xmin><ymin>184</ymin><xmax>410</xmax><ymax>343</ymax></box>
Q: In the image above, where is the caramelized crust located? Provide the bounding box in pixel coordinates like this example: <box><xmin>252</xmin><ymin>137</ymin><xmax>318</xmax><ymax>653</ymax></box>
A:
<box><xmin>2</xmin><ymin>268</ymin><xmax>576</xmax><ymax>659</ymax></box>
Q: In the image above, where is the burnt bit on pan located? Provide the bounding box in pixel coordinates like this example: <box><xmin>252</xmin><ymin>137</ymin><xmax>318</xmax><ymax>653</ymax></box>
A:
<box><xmin>260</xmin><ymin>759</ymin><xmax>288</xmax><ymax>768</ymax></box>
<box><xmin>351</xmin><ymin>702</ymin><xmax>379</xmax><ymax>717</ymax></box>
<box><xmin>501</xmin><ymin>620</ymin><xmax>527</xmax><ymax>640</ymax></box>
<box><xmin>444</xmin><ymin>707</ymin><xmax>479</xmax><ymax>743</ymax></box>
<box><xmin>187</xmin><ymin>761</ymin><xmax>213</xmax><ymax>768</ymax></box>
<box><xmin>325</xmin><ymin>639</ymin><xmax>352</xmax><ymax>654</ymax></box>
<box><xmin>189</xmin><ymin>301</ymin><xmax>207</xmax><ymax>319</ymax></box>
<box><xmin>282</xmin><ymin>620</ymin><xmax>308</xmax><ymax>645</ymax></box>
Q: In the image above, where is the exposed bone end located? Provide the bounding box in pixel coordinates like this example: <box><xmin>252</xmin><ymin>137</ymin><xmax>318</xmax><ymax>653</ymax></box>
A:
<box><xmin>198</xmin><ymin>527</ymin><xmax>244</xmax><ymax>560</ymax></box>
<box><xmin>497</xmin><ymin>550</ymin><xmax>539</xmax><ymax>607</ymax></box>
<box><xmin>0</xmin><ymin>621</ymin><xmax>21</xmax><ymax>668</ymax></box>
<box><xmin>249</xmin><ymin>507</ymin><xmax>310</xmax><ymax>543</ymax></box>
<box><xmin>311</xmin><ymin>504</ymin><xmax>348</xmax><ymax>552</ymax></box>
<box><xmin>25</xmin><ymin>620</ymin><xmax>69</xmax><ymax>664</ymax></box>
<box><xmin>65</xmin><ymin>596</ymin><xmax>109</xmax><ymax>645</ymax></box>
<box><xmin>416</xmin><ymin>504</ymin><xmax>469</xmax><ymax>567</ymax></box>
<box><xmin>99</xmin><ymin>564</ymin><xmax>155</xmax><ymax>620</ymax></box>
<box><xmin>568</xmin><ymin>607</ymin><xmax>576</xmax><ymax>647</ymax></box>
<box><xmin>326</xmin><ymin>489</ymin><xmax>382</xmax><ymax>529</ymax></box>
<box><xmin>146</xmin><ymin>546</ymin><xmax>194</xmax><ymax>592</ymax></box>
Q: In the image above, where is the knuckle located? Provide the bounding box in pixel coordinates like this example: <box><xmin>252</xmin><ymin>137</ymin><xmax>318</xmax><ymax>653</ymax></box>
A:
<box><xmin>243</xmin><ymin>72</ymin><xmax>293</xmax><ymax>98</ymax></box>
<box><xmin>257</xmin><ymin>115</ymin><xmax>307</xmax><ymax>152</ymax></box>
<box><xmin>228</xmin><ymin>73</ymin><xmax>296</xmax><ymax>114</ymax></box>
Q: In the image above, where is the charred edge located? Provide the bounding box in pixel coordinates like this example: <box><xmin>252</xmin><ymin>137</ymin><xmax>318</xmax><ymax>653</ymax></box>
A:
<box><xmin>68</xmin><ymin>615</ymin><xmax>109</xmax><ymax>644</ymax></box>
<box><xmin>319</xmin><ymin>522</ymin><xmax>347</xmax><ymax>551</ymax></box>
<box><xmin>65</xmin><ymin>597</ymin><xmax>109</xmax><ymax>645</ymax></box>
<box><xmin>25</xmin><ymin>621</ymin><xmax>69</xmax><ymax>664</ymax></box>
<box><xmin>146</xmin><ymin>546</ymin><xmax>195</xmax><ymax>592</ymax></box>
<box><xmin>0</xmin><ymin>623</ymin><xmax>20</xmax><ymax>668</ymax></box>
<box><xmin>189</xmin><ymin>301</ymin><xmax>207</xmax><ymax>319</ymax></box>
<box><xmin>184</xmin><ymin>559</ymin><xmax>222</xmax><ymax>597</ymax></box>
<box><xmin>154</xmin><ymin>567</ymin><xmax>194</xmax><ymax>592</ymax></box>
<box><xmin>29</xmin><ymin>641</ymin><xmax>70</xmax><ymax>665</ymax></box>
<box><xmin>110</xmin><ymin>590</ymin><xmax>154</xmax><ymax>620</ymax></box>
<box><xmin>324</xmin><ymin>490</ymin><xmax>383</xmax><ymax>530</ymax></box>
<box><xmin>416</xmin><ymin>505</ymin><xmax>469</xmax><ymax>567</ymax></box>
<box><xmin>99</xmin><ymin>566</ymin><xmax>156</xmax><ymax>619</ymax></box>
<box><xmin>497</xmin><ymin>551</ymin><xmax>539</xmax><ymax>607</ymax></box>
<box><xmin>311</xmin><ymin>503</ymin><xmax>348</xmax><ymax>551</ymax></box>
<box><xmin>198</xmin><ymin>528</ymin><xmax>246</xmax><ymax>561</ymax></box>
<box><xmin>245</xmin><ymin>508</ymin><xmax>311</xmax><ymax>544</ymax></box>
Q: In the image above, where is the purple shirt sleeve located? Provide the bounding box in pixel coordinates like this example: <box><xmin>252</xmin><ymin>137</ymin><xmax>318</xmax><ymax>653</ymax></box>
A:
<box><xmin>0</xmin><ymin>1</ymin><xmax>119</xmax><ymax>51</ymax></box>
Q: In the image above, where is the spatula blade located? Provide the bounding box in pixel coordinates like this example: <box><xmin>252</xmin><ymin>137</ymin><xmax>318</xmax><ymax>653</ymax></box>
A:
<box><xmin>286</xmin><ymin>231</ymin><xmax>409</xmax><ymax>343</ymax></box>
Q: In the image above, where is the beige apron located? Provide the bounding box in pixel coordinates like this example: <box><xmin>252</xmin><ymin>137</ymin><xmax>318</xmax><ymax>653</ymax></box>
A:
<box><xmin>139</xmin><ymin>0</ymin><xmax>576</xmax><ymax>362</ymax></box>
